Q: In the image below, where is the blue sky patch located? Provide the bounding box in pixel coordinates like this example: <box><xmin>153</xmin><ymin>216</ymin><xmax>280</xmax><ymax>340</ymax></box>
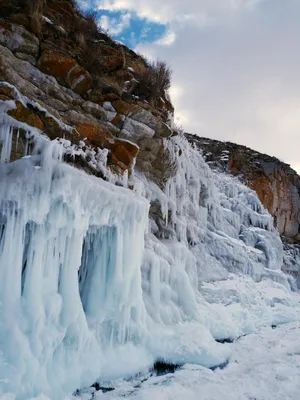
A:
<box><xmin>77</xmin><ymin>2</ymin><xmax>167</xmax><ymax>48</ymax></box>
<box><xmin>97</xmin><ymin>10</ymin><xmax>167</xmax><ymax>47</ymax></box>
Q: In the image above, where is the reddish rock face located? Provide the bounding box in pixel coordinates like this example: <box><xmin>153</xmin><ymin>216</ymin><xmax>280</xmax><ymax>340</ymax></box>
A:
<box><xmin>76</xmin><ymin>123</ymin><xmax>112</xmax><ymax>148</ymax></box>
<box><xmin>248</xmin><ymin>166</ymin><xmax>300</xmax><ymax>241</ymax></box>
<box><xmin>113</xmin><ymin>99</ymin><xmax>138</xmax><ymax>116</ymax></box>
<box><xmin>38</xmin><ymin>50</ymin><xmax>93</xmax><ymax>96</ymax></box>
<box><xmin>75</xmin><ymin>124</ymin><xmax>139</xmax><ymax>171</ymax></box>
<box><xmin>248</xmin><ymin>176</ymin><xmax>275</xmax><ymax>213</ymax></box>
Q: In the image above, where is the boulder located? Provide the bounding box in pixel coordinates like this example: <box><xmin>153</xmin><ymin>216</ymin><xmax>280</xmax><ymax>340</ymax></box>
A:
<box><xmin>0</xmin><ymin>44</ymin><xmax>80</xmax><ymax>108</ymax></box>
<box><xmin>122</xmin><ymin>118</ymin><xmax>155</xmax><ymax>139</ymax></box>
<box><xmin>38</xmin><ymin>50</ymin><xmax>93</xmax><ymax>96</ymax></box>
<box><xmin>113</xmin><ymin>99</ymin><xmax>139</xmax><ymax>116</ymax></box>
<box><xmin>82</xmin><ymin>101</ymin><xmax>106</xmax><ymax>120</ymax></box>
<box><xmin>113</xmin><ymin>99</ymin><xmax>172</xmax><ymax>137</ymax></box>
<box><xmin>76</xmin><ymin>123</ymin><xmax>112</xmax><ymax>148</ymax></box>
<box><xmin>110</xmin><ymin>139</ymin><xmax>139</xmax><ymax>170</ymax></box>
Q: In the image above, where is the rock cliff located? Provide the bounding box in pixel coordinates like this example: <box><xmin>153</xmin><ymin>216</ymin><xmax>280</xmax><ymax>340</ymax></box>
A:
<box><xmin>0</xmin><ymin>0</ymin><xmax>175</xmax><ymax>186</ymax></box>
<box><xmin>186</xmin><ymin>133</ymin><xmax>300</xmax><ymax>244</ymax></box>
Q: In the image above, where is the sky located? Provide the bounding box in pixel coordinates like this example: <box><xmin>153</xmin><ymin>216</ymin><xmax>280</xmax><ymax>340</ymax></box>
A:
<box><xmin>78</xmin><ymin>0</ymin><xmax>300</xmax><ymax>172</ymax></box>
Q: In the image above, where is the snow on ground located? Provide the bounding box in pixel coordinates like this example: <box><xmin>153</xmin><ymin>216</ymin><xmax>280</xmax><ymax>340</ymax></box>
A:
<box><xmin>93</xmin><ymin>321</ymin><xmax>300</xmax><ymax>400</ymax></box>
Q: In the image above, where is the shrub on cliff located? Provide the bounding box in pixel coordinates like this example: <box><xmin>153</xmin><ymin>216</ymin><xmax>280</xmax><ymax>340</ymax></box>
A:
<box><xmin>133</xmin><ymin>59</ymin><xmax>172</xmax><ymax>106</ymax></box>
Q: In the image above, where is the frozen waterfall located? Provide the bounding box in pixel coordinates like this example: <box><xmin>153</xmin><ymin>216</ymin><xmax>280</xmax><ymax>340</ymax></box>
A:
<box><xmin>0</xmin><ymin>120</ymin><xmax>300</xmax><ymax>399</ymax></box>
<box><xmin>0</xmin><ymin>127</ymin><xmax>149</xmax><ymax>398</ymax></box>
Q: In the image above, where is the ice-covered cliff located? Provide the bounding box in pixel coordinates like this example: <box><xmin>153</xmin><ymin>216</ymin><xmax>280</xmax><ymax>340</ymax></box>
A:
<box><xmin>1</xmin><ymin>102</ymin><xmax>300</xmax><ymax>399</ymax></box>
<box><xmin>186</xmin><ymin>134</ymin><xmax>300</xmax><ymax>244</ymax></box>
<box><xmin>0</xmin><ymin>2</ymin><xmax>300</xmax><ymax>399</ymax></box>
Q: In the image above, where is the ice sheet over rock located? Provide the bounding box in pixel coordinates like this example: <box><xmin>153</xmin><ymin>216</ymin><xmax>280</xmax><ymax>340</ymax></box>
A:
<box><xmin>0</xmin><ymin>102</ymin><xmax>300</xmax><ymax>399</ymax></box>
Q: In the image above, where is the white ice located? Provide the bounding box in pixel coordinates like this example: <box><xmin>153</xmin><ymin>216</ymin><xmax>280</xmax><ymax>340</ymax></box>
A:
<box><xmin>95</xmin><ymin>321</ymin><xmax>300</xmax><ymax>400</ymax></box>
<box><xmin>0</xmin><ymin>88</ymin><xmax>300</xmax><ymax>399</ymax></box>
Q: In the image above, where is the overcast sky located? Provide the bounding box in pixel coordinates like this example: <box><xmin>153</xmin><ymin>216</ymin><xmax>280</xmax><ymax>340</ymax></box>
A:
<box><xmin>80</xmin><ymin>0</ymin><xmax>300</xmax><ymax>172</ymax></box>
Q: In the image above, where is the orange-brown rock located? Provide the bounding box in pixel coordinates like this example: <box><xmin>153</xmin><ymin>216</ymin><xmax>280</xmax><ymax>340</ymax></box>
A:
<box><xmin>248</xmin><ymin>176</ymin><xmax>275</xmax><ymax>214</ymax></box>
<box><xmin>41</xmin><ymin>115</ymin><xmax>77</xmax><ymax>141</ymax></box>
<box><xmin>38</xmin><ymin>50</ymin><xmax>76</xmax><ymax>81</ymax></box>
<box><xmin>111</xmin><ymin>114</ymin><xmax>123</xmax><ymax>128</ymax></box>
<box><xmin>0</xmin><ymin>0</ymin><xmax>174</xmax><ymax>183</ymax></box>
<box><xmin>75</xmin><ymin>124</ymin><xmax>138</xmax><ymax>171</ymax></box>
<box><xmin>68</xmin><ymin>64</ymin><xmax>93</xmax><ymax>96</ymax></box>
<box><xmin>76</xmin><ymin>123</ymin><xmax>112</xmax><ymax>149</ymax></box>
<box><xmin>0</xmin><ymin>86</ymin><xmax>14</xmax><ymax>98</ymax></box>
<box><xmin>38</xmin><ymin>50</ymin><xmax>93</xmax><ymax>95</ymax></box>
<box><xmin>113</xmin><ymin>99</ymin><xmax>138</xmax><ymax>116</ymax></box>
<box><xmin>248</xmin><ymin>168</ymin><xmax>300</xmax><ymax>240</ymax></box>
<box><xmin>0</xmin><ymin>21</ymin><xmax>12</xmax><ymax>31</ymax></box>
<box><xmin>134</xmin><ymin>100</ymin><xmax>164</xmax><ymax>119</ymax></box>
<box><xmin>8</xmin><ymin>101</ymin><xmax>44</xmax><ymax>130</ymax></box>
<box><xmin>110</xmin><ymin>139</ymin><xmax>139</xmax><ymax>170</ymax></box>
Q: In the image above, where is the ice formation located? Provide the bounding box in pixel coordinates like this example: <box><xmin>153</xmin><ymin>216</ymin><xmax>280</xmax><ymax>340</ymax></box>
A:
<box><xmin>0</xmin><ymin>104</ymin><xmax>300</xmax><ymax>399</ymax></box>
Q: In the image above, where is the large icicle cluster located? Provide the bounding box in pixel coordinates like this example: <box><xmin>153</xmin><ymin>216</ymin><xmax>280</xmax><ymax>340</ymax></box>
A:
<box><xmin>0</xmin><ymin>128</ymin><xmax>148</xmax><ymax>398</ymax></box>
<box><xmin>0</xmin><ymin>104</ymin><xmax>300</xmax><ymax>399</ymax></box>
<box><xmin>136</xmin><ymin>135</ymin><xmax>300</xmax><ymax>368</ymax></box>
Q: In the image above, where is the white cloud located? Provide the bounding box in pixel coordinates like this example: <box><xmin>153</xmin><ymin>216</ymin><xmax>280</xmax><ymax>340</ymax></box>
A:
<box><xmin>97</xmin><ymin>0</ymin><xmax>264</xmax><ymax>25</ymax></box>
<box><xmin>155</xmin><ymin>30</ymin><xmax>176</xmax><ymax>46</ymax></box>
<box><xmin>91</xmin><ymin>0</ymin><xmax>300</xmax><ymax>172</ymax></box>
<box><xmin>133</xmin><ymin>0</ymin><xmax>300</xmax><ymax>172</ymax></box>
<box><xmin>99</xmin><ymin>12</ymin><xmax>131</xmax><ymax>35</ymax></box>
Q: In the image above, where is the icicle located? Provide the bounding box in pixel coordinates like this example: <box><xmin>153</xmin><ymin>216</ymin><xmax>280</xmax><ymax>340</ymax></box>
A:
<box><xmin>0</xmin><ymin>124</ymin><xmax>13</xmax><ymax>163</ymax></box>
<box><xmin>0</xmin><ymin>136</ymin><xmax>149</xmax><ymax>398</ymax></box>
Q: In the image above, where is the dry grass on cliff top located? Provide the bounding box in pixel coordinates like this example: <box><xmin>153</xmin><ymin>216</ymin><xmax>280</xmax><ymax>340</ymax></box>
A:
<box><xmin>0</xmin><ymin>0</ymin><xmax>172</xmax><ymax>108</ymax></box>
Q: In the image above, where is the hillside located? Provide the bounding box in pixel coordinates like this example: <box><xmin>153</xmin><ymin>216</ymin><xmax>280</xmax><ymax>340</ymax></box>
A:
<box><xmin>0</xmin><ymin>0</ymin><xmax>174</xmax><ymax>184</ymax></box>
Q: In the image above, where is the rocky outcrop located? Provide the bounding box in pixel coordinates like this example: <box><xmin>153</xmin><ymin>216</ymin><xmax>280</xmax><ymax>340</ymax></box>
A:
<box><xmin>0</xmin><ymin>19</ymin><xmax>39</xmax><ymax>64</ymax></box>
<box><xmin>0</xmin><ymin>2</ymin><xmax>176</xmax><ymax>185</ymax></box>
<box><xmin>186</xmin><ymin>134</ymin><xmax>300</xmax><ymax>243</ymax></box>
<box><xmin>38</xmin><ymin>50</ymin><xmax>93</xmax><ymax>96</ymax></box>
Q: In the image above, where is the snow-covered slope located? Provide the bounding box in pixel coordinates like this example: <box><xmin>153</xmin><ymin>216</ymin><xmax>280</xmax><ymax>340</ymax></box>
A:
<box><xmin>99</xmin><ymin>321</ymin><xmax>300</xmax><ymax>400</ymax></box>
<box><xmin>0</xmin><ymin>118</ymin><xmax>300</xmax><ymax>399</ymax></box>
